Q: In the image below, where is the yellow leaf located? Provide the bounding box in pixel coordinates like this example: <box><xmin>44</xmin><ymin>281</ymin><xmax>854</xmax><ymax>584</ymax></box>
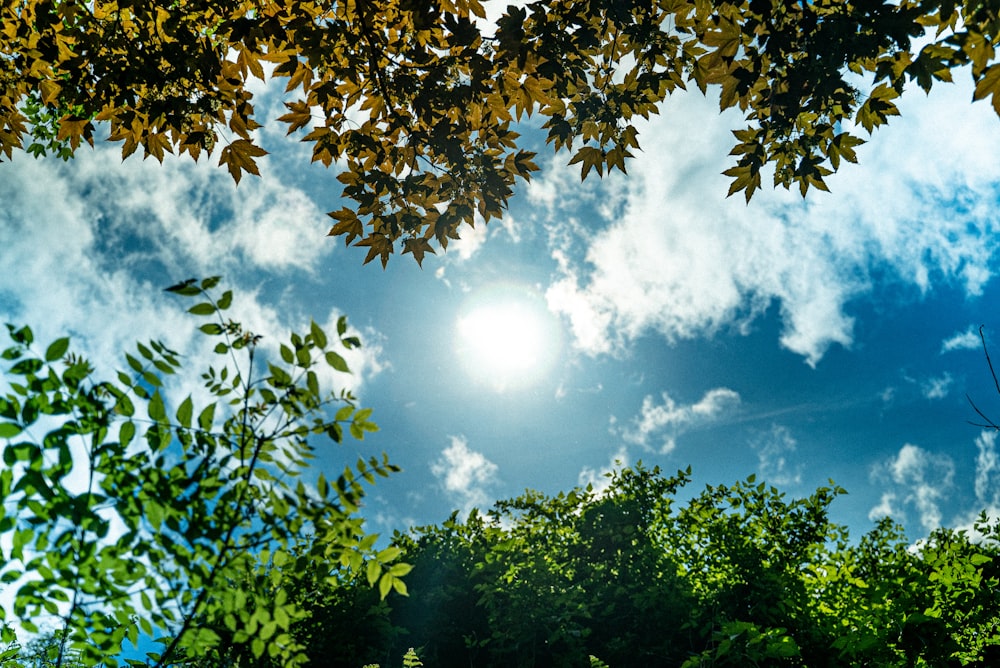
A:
<box><xmin>218</xmin><ymin>139</ymin><xmax>267</xmax><ymax>183</ymax></box>
<box><xmin>39</xmin><ymin>79</ymin><xmax>61</xmax><ymax>106</ymax></box>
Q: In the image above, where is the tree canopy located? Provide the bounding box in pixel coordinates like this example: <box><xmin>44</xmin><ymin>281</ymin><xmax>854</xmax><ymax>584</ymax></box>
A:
<box><xmin>233</xmin><ymin>465</ymin><xmax>1000</xmax><ymax>667</ymax></box>
<box><xmin>3</xmin><ymin>0</ymin><xmax>999</xmax><ymax>265</ymax></box>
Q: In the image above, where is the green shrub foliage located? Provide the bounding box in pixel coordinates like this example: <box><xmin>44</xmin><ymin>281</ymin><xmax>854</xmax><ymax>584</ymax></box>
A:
<box><xmin>280</xmin><ymin>465</ymin><xmax>1000</xmax><ymax>667</ymax></box>
<box><xmin>0</xmin><ymin>278</ymin><xmax>405</xmax><ymax>667</ymax></box>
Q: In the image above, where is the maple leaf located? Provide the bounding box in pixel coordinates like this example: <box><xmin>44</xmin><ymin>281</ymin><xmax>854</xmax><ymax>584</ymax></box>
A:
<box><xmin>218</xmin><ymin>139</ymin><xmax>268</xmax><ymax>184</ymax></box>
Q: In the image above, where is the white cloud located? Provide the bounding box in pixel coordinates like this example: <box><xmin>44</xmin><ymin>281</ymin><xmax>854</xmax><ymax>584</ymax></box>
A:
<box><xmin>0</xmin><ymin>144</ymin><xmax>386</xmax><ymax>402</ymax></box>
<box><xmin>869</xmin><ymin>443</ymin><xmax>955</xmax><ymax>533</ymax></box>
<box><xmin>539</xmin><ymin>79</ymin><xmax>1000</xmax><ymax>366</ymax></box>
<box><xmin>941</xmin><ymin>326</ymin><xmax>983</xmax><ymax>354</ymax></box>
<box><xmin>430</xmin><ymin>436</ymin><xmax>500</xmax><ymax>514</ymax></box>
<box><xmin>445</xmin><ymin>219</ymin><xmax>490</xmax><ymax>262</ymax></box>
<box><xmin>940</xmin><ymin>431</ymin><xmax>1000</xmax><ymax>541</ymax></box>
<box><xmin>619</xmin><ymin>387</ymin><xmax>740</xmax><ymax>454</ymax></box>
<box><xmin>921</xmin><ymin>373</ymin><xmax>954</xmax><ymax>400</ymax></box>
<box><xmin>974</xmin><ymin>431</ymin><xmax>1000</xmax><ymax>511</ymax></box>
<box><xmin>751</xmin><ymin>425</ymin><xmax>803</xmax><ymax>486</ymax></box>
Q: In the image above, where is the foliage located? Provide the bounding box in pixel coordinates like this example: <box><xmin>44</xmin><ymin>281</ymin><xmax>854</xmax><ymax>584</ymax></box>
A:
<box><xmin>3</xmin><ymin>0</ymin><xmax>1000</xmax><ymax>265</ymax></box>
<box><xmin>284</xmin><ymin>464</ymin><xmax>1000</xmax><ymax>667</ymax></box>
<box><xmin>2</xmin><ymin>631</ymin><xmax>92</xmax><ymax>668</ymax></box>
<box><xmin>0</xmin><ymin>277</ymin><xmax>406</xmax><ymax>667</ymax></box>
<box><xmin>360</xmin><ymin>647</ymin><xmax>423</xmax><ymax>668</ymax></box>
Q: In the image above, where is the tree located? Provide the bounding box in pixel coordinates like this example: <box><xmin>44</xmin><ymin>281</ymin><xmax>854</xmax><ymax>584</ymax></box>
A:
<box><xmin>2</xmin><ymin>0</ymin><xmax>999</xmax><ymax>265</ymax></box>
<box><xmin>0</xmin><ymin>277</ymin><xmax>407</xmax><ymax>667</ymax></box>
<box><xmin>285</xmin><ymin>464</ymin><xmax>1000</xmax><ymax>667</ymax></box>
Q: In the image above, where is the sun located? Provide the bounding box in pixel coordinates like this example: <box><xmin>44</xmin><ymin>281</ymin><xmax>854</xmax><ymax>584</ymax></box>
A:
<box><xmin>454</xmin><ymin>284</ymin><xmax>562</xmax><ymax>392</ymax></box>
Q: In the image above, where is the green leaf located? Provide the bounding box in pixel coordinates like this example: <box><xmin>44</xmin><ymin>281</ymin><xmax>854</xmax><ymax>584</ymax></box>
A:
<box><xmin>115</xmin><ymin>393</ymin><xmax>135</xmax><ymax>418</ymax></box>
<box><xmin>165</xmin><ymin>279</ymin><xmax>201</xmax><ymax>295</ymax></box>
<box><xmin>310</xmin><ymin>320</ymin><xmax>328</xmax><ymax>349</ymax></box>
<box><xmin>376</xmin><ymin>546</ymin><xmax>401</xmax><ymax>563</ymax></box>
<box><xmin>198</xmin><ymin>403</ymin><xmax>216</xmax><ymax>431</ymax></box>
<box><xmin>126</xmin><ymin>353</ymin><xmax>144</xmax><ymax>373</ymax></box>
<box><xmin>146</xmin><ymin>501</ymin><xmax>164</xmax><ymax>530</ymax></box>
<box><xmin>378</xmin><ymin>572</ymin><xmax>393</xmax><ymax>599</ymax></box>
<box><xmin>217</xmin><ymin>290</ymin><xmax>233</xmax><ymax>310</ymax></box>
<box><xmin>367</xmin><ymin>560</ymin><xmax>380</xmax><ymax>586</ymax></box>
<box><xmin>325</xmin><ymin>351</ymin><xmax>350</xmax><ymax>373</ymax></box>
<box><xmin>188</xmin><ymin>303</ymin><xmax>216</xmax><ymax>316</ymax></box>
<box><xmin>44</xmin><ymin>337</ymin><xmax>70</xmax><ymax>362</ymax></box>
<box><xmin>119</xmin><ymin>420</ymin><xmax>135</xmax><ymax>447</ymax></box>
<box><xmin>7</xmin><ymin>325</ymin><xmax>33</xmax><ymax>346</ymax></box>
<box><xmin>148</xmin><ymin>391</ymin><xmax>167</xmax><ymax>422</ymax></box>
<box><xmin>9</xmin><ymin>358</ymin><xmax>42</xmax><ymax>375</ymax></box>
<box><xmin>176</xmin><ymin>396</ymin><xmax>193</xmax><ymax>429</ymax></box>
<box><xmin>0</xmin><ymin>423</ymin><xmax>21</xmax><ymax>439</ymax></box>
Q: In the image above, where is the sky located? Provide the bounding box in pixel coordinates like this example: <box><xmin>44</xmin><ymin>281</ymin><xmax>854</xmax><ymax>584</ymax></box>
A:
<box><xmin>2</xmin><ymin>60</ymin><xmax>1000</xmax><ymax>554</ymax></box>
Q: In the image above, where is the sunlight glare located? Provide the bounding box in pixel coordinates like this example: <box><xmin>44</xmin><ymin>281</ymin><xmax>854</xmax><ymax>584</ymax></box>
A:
<box><xmin>455</xmin><ymin>286</ymin><xmax>561</xmax><ymax>392</ymax></box>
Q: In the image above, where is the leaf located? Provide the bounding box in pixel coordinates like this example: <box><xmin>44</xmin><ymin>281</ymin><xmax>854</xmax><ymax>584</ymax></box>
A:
<box><xmin>325</xmin><ymin>351</ymin><xmax>350</xmax><ymax>373</ymax></box>
<box><xmin>278</xmin><ymin>101</ymin><xmax>313</xmax><ymax>134</ymax></box>
<box><xmin>310</xmin><ymin>320</ymin><xmax>328</xmax><ymax>349</ymax></box>
<box><xmin>974</xmin><ymin>64</ymin><xmax>1000</xmax><ymax>115</ymax></box>
<box><xmin>148</xmin><ymin>391</ymin><xmax>167</xmax><ymax>422</ymax></box>
<box><xmin>568</xmin><ymin>146</ymin><xmax>605</xmax><ymax>180</ymax></box>
<box><xmin>176</xmin><ymin>396</ymin><xmax>193</xmax><ymax>429</ymax></box>
<box><xmin>198</xmin><ymin>403</ymin><xmax>216</xmax><ymax>431</ymax></box>
<box><xmin>188</xmin><ymin>303</ymin><xmax>216</xmax><ymax>316</ymax></box>
<box><xmin>165</xmin><ymin>279</ymin><xmax>200</xmax><ymax>296</ymax></box>
<box><xmin>44</xmin><ymin>337</ymin><xmax>70</xmax><ymax>362</ymax></box>
<box><xmin>119</xmin><ymin>420</ymin><xmax>135</xmax><ymax>447</ymax></box>
<box><xmin>403</xmin><ymin>237</ymin><xmax>436</xmax><ymax>267</ymax></box>
<box><xmin>7</xmin><ymin>325</ymin><xmax>32</xmax><ymax>345</ymax></box>
<box><xmin>377</xmin><ymin>546</ymin><xmax>401</xmax><ymax>563</ymax></box>
<box><xmin>9</xmin><ymin>358</ymin><xmax>42</xmax><ymax>375</ymax></box>
<box><xmin>378</xmin><ymin>572</ymin><xmax>393</xmax><ymax>599</ymax></box>
<box><xmin>218</xmin><ymin>139</ymin><xmax>268</xmax><ymax>184</ymax></box>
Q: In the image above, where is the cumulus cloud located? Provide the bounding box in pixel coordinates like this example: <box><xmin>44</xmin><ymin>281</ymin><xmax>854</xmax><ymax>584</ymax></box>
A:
<box><xmin>0</xmin><ymin>146</ymin><xmax>385</xmax><ymax>401</ymax></box>
<box><xmin>869</xmin><ymin>443</ymin><xmax>955</xmax><ymax>533</ymax></box>
<box><xmin>751</xmin><ymin>425</ymin><xmax>803</xmax><ymax>486</ymax></box>
<box><xmin>941</xmin><ymin>326</ymin><xmax>983</xmax><ymax>354</ymax></box>
<box><xmin>619</xmin><ymin>387</ymin><xmax>740</xmax><ymax>454</ymax></box>
<box><xmin>536</xmin><ymin>81</ymin><xmax>1000</xmax><ymax>366</ymax></box>
<box><xmin>430</xmin><ymin>436</ymin><xmax>500</xmax><ymax>514</ymax></box>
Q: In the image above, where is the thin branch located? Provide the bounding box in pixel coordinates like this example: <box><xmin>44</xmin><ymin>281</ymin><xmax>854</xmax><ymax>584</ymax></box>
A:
<box><xmin>981</xmin><ymin>324</ymin><xmax>1000</xmax><ymax>398</ymax></box>
<box><xmin>967</xmin><ymin>325</ymin><xmax>1000</xmax><ymax>430</ymax></box>
<box><xmin>966</xmin><ymin>394</ymin><xmax>1000</xmax><ymax>430</ymax></box>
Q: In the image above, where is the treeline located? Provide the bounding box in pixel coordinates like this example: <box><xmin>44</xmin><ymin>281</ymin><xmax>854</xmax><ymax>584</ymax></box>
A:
<box><xmin>196</xmin><ymin>465</ymin><xmax>1000</xmax><ymax>667</ymax></box>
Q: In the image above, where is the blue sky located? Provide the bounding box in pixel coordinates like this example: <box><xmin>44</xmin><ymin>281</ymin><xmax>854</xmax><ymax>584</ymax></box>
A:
<box><xmin>2</xmin><ymin>66</ymin><xmax>1000</xmax><ymax>552</ymax></box>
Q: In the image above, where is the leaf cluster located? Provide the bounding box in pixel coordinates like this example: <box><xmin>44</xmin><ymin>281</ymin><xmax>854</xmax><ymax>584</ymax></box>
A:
<box><xmin>4</xmin><ymin>1</ymin><xmax>1000</xmax><ymax>265</ymax></box>
<box><xmin>0</xmin><ymin>278</ymin><xmax>403</xmax><ymax>667</ymax></box>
